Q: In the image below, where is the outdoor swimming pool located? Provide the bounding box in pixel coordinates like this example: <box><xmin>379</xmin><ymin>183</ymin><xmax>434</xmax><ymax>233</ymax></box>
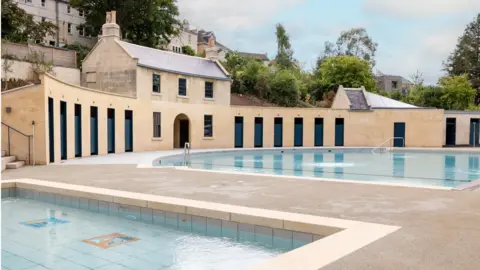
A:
<box><xmin>156</xmin><ymin>149</ymin><xmax>480</xmax><ymax>188</ymax></box>
<box><xmin>1</xmin><ymin>196</ymin><xmax>292</xmax><ymax>270</ymax></box>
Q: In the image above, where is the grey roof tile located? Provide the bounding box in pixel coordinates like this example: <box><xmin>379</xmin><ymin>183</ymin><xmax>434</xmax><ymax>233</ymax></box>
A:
<box><xmin>117</xmin><ymin>41</ymin><xmax>229</xmax><ymax>80</ymax></box>
<box><xmin>345</xmin><ymin>89</ymin><xmax>370</xmax><ymax>110</ymax></box>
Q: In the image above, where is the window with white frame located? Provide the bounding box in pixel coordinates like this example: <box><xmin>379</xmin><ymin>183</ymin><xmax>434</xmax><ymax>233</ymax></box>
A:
<box><xmin>79</xmin><ymin>9</ymin><xmax>84</xmax><ymax>17</ymax></box>
<box><xmin>67</xmin><ymin>23</ymin><xmax>72</xmax><ymax>34</ymax></box>
<box><xmin>41</xmin><ymin>0</ymin><xmax>46</xmax><ymax>7</ymax></box>
<box><xmin>67</xmin><ymin>5</ymin><xmax>71</xmax><ymax>13</ymax></box>
<box><xmin>79</xmin><ymin>27</ymin><xmax>84</xmax><ymax>36</ymax></box>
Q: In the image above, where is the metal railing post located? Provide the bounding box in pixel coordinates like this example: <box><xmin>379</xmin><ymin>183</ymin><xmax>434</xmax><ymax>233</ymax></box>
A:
<box><xmin>7</xmin><ymin>127</ymin><xmax>10</xmax><ymax>156</ymax></box>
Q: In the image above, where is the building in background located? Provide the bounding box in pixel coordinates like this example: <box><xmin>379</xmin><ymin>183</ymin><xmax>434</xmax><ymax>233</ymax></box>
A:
<box><xmin>164</xmin><ymin>21</ymin><xmax>198</xmax><ymax>54</ymax></box>
<box><xmin>375</xmin><ymin>74</ymin><xmax>414</xmax><ymax>94</ymax></box>
<box><xmin>15</xmin><ymin>0</ymin><xmax>96</xmax><ymax>47</ymax></box>
<box><xmin>238</xmin><ymin>52</ymin><xmax>270</xmax><ymax>66</ymax></box>
<box><xmin>197</xmin><ymin>30</ymin><xmax>231</xmax><ymax>61</ymax></box>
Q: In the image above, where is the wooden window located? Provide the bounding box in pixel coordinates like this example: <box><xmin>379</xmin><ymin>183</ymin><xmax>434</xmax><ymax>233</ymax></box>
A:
<box><xmin>152</xmin><ymin>74</ymin><xmax>160</xmax><ymax>93</ymax></box>
<box><xmin>178</xmin><ymin>78</ymin><xmax>187</xmax><ymax>96</ymax></box>
<box><xmin>153</xmin><ymin>112</ymin><xmax>161</xmax><ymax>138</ymax></box>
<box><xmin>205</xmin><ymin>81</ymin><xmax>214</xmax><ymax>98</ymax></box>
<box><xmin>204</xmin><ymin>115</ymin><xmax>213</xmax><ymax>137</ymax></box>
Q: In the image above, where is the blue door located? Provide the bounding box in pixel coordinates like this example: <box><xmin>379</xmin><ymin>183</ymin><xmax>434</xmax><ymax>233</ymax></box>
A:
<box><xmin>445</xmin><ymin>118</ymin><xmax>456</xmax><ymax>146</ymax></box>
<box><xmin>60</xmin><ymin>101</ymin><xmax>67</xmax><ymax>160</ymax></box>
<box><xmin>125</xmin><ymin>110</ymin><xmax>133</xmax><ymax>152</ymax></box>
<box><xmin>90</xmin><ymin>107</ymin><xmax>98</xmax><ymax>155</ymax></box>
<box><xmin>470</xmin><ymin>119</ymin><xmax>479</xmax><ymax>146</ymax></box>
<box><xmin>74</xmin><ymin>104</ymin><xmax>82</xmax><ymax>157</ymax></box>
<box><xmin>254</xmin><ymin>117</ymin><xmax>263</xmax><ymax>148</ymax></box>
<box><xmin>335</xmin><ymin>118</ymin><xmax>344</xmax><ymax>146</ymax></box>
<box><xmin>234</xmin><ymin>116</ymin><xmax>243</xmax><ymax>148</ymax></box>
<box><xmin>274</xmin><ymin>118</ymin><xmax>283</xmax><ymax>147</ymax></box>
<box><xmin>107</xmin><ymin>108</ymin><xmax>115</xmax><ymax>153</ymax></box>
<box><xmin>314</xmin><ymin>118</ymin><xmax>324</xmax><ymax>147</ymax></box>
<box><xmin>48</xmin><ymin>98</ymin><xmax>54</xmax><ymax>163</ymax></box>
<box><xmin>393</xmin><ymin>122</ymin><xmax>406</xmax><ymax>147</ymax></box>
<box><xmin>294</xmin><ymin>118</ymin><xmax>303</xmax><ymax>147</ymax></box>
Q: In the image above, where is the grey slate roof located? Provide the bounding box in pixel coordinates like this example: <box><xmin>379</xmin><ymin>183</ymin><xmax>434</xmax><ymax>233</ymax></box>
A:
<box><xmin>344</xmin><ymin>88</ymin><xmax>417</xmax><ymax>109</ymax></box>
<box><xmin>345</xmin><ymin>89</ymin><xmax>369</xmax><ymax>110</ymax></box>
<box><xmin>238</xmin><ymin>52</ymin><xmax>269</xmax><ymax>61</ymax></box>
<box><xmin>117</xmin><ymin>41</ymin><xmax>229</xmax><ymax>80</ymax></box>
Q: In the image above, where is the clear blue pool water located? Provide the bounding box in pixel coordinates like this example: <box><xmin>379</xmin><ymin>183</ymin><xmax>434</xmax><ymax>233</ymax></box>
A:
<box><xmin>157</xmin><ymin>149</ymin><xmax>480</xmax><ymax>188</ymax></box>
<box><xmin>1</xmin><ymin>197</ymin><xmax>288</xmax><ymax>270</ymax></box>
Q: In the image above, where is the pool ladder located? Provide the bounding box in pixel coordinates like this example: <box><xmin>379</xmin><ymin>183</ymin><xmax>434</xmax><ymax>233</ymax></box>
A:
<box><xmin>183</xmin><ymin>142</ymin><xmax>191</xmax><ymax>167</ymax></box>
<box><xmin>372</xmin><ymin>137</ymin><xmax>405</xmax><ymax>154</ymax></box>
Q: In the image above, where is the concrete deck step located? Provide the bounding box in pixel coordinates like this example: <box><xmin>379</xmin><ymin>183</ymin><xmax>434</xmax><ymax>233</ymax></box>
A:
<box><xmin>6</xmin><ymin>161</ymin><xmax>25</xmax><ymax>169</ymax></box>
<box><xmin>2</xmin><ymin>156</ymin><xmax>16</xmax><ymax>171</ymax></box>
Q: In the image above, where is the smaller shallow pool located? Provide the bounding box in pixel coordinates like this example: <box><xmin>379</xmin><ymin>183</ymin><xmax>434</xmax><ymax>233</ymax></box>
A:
<box><xmin>2</xmin><ymin>196</ymin><xmax>291</xmax><ymax>270</ymax></box>
<box><xmin>156</xmin><ymin>149</ymin><xmax>480</xmax><ymax>188</ymax></box>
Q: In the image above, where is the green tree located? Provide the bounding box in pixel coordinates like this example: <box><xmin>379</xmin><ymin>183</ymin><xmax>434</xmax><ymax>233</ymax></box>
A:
<box><xmin>269</xmin><ymin>70</ymin><xmax>299</xmax><ymax>107</ymax></box>
<box><xmin>322</xmin><ymin>28</ymin><xmax>378</xmax><ymax>67</ymax></box>
<box><xmin>403</xmin><ymin>85</ymin><xmax>444</xmax><ymax>108</ymax></box>
<box><xmin>63</xmin><ymin>42</ymin><xmax>92</xmax><ymax>68</ymax></box>
<box><xmin>181</xmin><ymin>46</ymin><xmax>195</xmax><ymax>56</ymax></box>
<box><xmin>274</xmin><ymin>24</ymin><xmax>294</xmax><ymax>69</ymax></box>
<box><xmin>439</xmin><ymin>75</ymin><xmax>476</xmax><ymax>110</ymax></box>
<box><xmin>1</xmin><ymin>0</ymin><xmax>57</xmax><ymax>44</ymax></box>
<box><xmin>444</xmin><ymin>13</ymin><xmax>480</xmax><ymax>103</ymax></box>
<box><xmin>318</xmin><ymin>56</ymin><xmax>376</xmax><ymax>91</ymax></box>
<box><xmin>70</xmin><ymin>0</ymin><xmax>180</xmax><ymax>48</ymax></box>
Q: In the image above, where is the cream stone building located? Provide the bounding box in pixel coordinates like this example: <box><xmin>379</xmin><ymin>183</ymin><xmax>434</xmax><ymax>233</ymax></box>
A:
<box><xmin>2</xmin><ymin>12</ymin><xmax>480</xmax><ymax>167</ymax></box>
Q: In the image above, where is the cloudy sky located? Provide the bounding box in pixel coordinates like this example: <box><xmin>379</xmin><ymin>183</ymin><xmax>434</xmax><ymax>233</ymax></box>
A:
<box><xmin>177</xmin><ymin>0</ymin><xmax>479</xmax><ymax>85</ymax></box>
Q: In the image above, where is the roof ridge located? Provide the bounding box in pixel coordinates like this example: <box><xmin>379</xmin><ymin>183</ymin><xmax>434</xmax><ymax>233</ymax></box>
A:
<box><xmin>117</xmin><ymin>40</ymin><xmax>213</xmax><ymax>62</ymax></box>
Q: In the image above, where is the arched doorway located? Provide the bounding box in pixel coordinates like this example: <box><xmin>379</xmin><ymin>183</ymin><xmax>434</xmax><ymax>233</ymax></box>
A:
<box><xmin>173</xmin><ymin>114</ymin><xmax>190</xmax><ymax>148</ymax></box>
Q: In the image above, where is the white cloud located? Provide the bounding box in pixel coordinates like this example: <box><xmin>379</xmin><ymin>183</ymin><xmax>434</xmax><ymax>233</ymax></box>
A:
<box><xmin>363</xmin><ymin>0</ymin><xmax>480</xmax><ymax>18</ymax></box>
<box><xmin>177</xmin><ymin>0</ymin><xmax>304</xmax><ymax>31</ymax></box>
<box><xmin>376</xmin><ymin>22</ymin><xmax>465</xmax><ymax>84</ymax></box>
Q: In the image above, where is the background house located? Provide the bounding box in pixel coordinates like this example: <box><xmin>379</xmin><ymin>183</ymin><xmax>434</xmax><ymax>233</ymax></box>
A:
<box><xmin>15</xmin><ymin>0</ymin><xmax>96</xmax><ymax>47</ymax></box>
<box><xmin>375</xmin><ymin>74</ymin><xmax>414</xmax><ymax>93</ymax></box>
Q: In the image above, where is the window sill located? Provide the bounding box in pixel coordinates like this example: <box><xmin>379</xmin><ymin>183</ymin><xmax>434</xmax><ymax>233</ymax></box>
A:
<box><xmin>204</xmin><ymin>97</ymin><xmax>215</xmax><ymax>101</ymax></box>
<box><xmin>152</xmin><ymin>92</ymin><xmax>162</xmax><ymax>96</ymax></box>
<box><xmin>152</xmin><ymin>137</ymin><xmax>163</xmax><ymax>141</ymax></box>
<box><xmin>177</xmin><ymin>95</ymin><xmax>189</xmax><ymax>99</ymax></box>
<box><xmin>203</xmin><ymin>137</ymin><xmax>214</xmax><ymax>140</ymax></box>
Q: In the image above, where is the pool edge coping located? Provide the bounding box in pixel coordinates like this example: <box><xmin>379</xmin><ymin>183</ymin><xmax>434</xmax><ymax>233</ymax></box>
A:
<box><xmin>137</xmin><ymin>164</ymin><xmax>453</xmax><ymax>191</ymax></box>
<box><xmin>1</xmin><ymin>178</ymin><xmax>401</xmax><ymax>270</ymax></box>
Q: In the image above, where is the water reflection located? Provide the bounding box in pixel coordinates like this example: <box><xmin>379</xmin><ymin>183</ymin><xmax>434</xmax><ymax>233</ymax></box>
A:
<box><xmin>273</xmin><ymin>154</ymin><xmax>283</xmax><ymax>175</ymax></box>
<box><xmin>334</xmin><ymin>153</ymin><xmax>344</xmax><ymax>179</ymax></box>
<box><xmin>254</xmin><ymin>155</ymin><xmax>263</xmax><ymax>169</ymax></box>
<box><xmin>393</xmin><ymin>153</ymin><xmax>405</xmax><ymax>178</ymax></box>
<box><xmin>293</xmin><ymin>153</ymin><xmax>303</xmax><ymax>176</ymax></box>
<box><xmin>234</xmin><ymin>156</ymin><xmax>243</xmax><ymax>169</ymax></box>
<box><xmin>468</xmin><ymin>155</ymin><xmax>479</xmax><ymax>181</ymax></box>
<box><xmin>313</xmin><ymin>153</ymin><xmax>324</xmax><ymax>177</ymax></box>
<box><xmin>444</xmin><ymin>155</ymin><xmax>456</xmax><ymax>183</ymax></box>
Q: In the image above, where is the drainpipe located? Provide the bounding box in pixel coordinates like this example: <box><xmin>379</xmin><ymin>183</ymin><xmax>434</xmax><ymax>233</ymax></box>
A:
<box><xmin>32</xmin><ymin>121</ymin><xmax>36</xmax><ymax>166</ymax></box>
<box><xmin>55</xmin><ymin>0</ymin><xmax>60</xmax><ymax>47</ymax></box>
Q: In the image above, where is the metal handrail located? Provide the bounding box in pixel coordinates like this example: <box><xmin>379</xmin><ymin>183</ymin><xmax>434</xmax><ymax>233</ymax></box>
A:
<box><xmin>1</xmin><ymin>122</ymin><xmax>33</xmax><ymax>165</ymax></box>
<box><xmin>371</xmin><ymin>137</ymin><xmax>405</xmax><ymax>154</ymax></box>
<box><xmin>183</xmin><ymin>142</ymin><xmax>191</xmax><ymax>166</ymax></box>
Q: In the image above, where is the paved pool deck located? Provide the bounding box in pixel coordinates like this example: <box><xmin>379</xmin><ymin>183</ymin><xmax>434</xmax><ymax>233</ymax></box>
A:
<box><xmin>2</xmin><ymin>149</ymin><xmax>480</xmax><ymax>270</ymax></box>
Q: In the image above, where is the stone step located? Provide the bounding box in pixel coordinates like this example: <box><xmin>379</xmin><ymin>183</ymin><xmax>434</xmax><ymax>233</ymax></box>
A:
<box><xmin>6</xmin><ymin>161</ymin><xmax>25</xmax><ymax>169</ymax></box>
<box><xmin>2</xmin><ymin>156</ymin><xmax>16</xmax><ymax>171</ymax></box>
